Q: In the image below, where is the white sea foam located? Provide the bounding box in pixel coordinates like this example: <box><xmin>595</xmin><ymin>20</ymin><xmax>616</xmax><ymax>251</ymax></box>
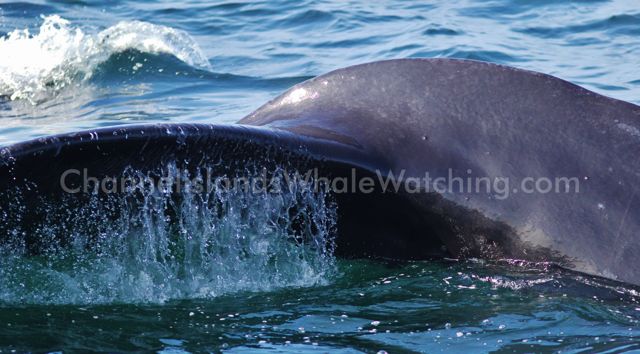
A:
<box><xmin>0</xmin><ymin>15</ymin><xmax>211</xmax><ymax>103</ymax></box>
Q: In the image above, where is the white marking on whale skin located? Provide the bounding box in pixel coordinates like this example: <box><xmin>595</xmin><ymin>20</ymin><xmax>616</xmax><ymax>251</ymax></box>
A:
<box><xmin>280</xmin><ymin>88</ymin><xmax>317</xmax><ymax>106</ymax></box>
<box><xmin>517</xmin><ymin>222</ymin><xmax>554</xmax><ymax>250</ymax></box>
<box><xmin>617</xmin><ymin>122</ymin><xmax>640</xmax><ymax>139</ymax></box>
<box><xmin>600</xmin><ymin>269</ymin><xmax>619</xmax><ymax>281</ymax></box>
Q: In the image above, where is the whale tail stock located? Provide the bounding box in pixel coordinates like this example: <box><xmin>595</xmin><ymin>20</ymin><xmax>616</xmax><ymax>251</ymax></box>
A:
<box><xmin>1</xmin><ymin>59</ymin><xmax>639</xmax><ymax>285</ymax></box>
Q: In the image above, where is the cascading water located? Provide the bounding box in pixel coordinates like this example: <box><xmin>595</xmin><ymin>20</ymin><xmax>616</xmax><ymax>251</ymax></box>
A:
<box><xmin>0</xmin><ymin>164</ymin><xmax>338</xmax><ymax>305</ymax></box>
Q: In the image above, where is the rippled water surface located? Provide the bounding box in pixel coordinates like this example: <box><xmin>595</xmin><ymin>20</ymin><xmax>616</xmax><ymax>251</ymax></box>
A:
<box><xmin>1</xmin><ymin>0</ymin><xmax>639</xmax><ymax>145</ymax></box>
<box><xmin>1</xmin><ymin>0</ymin><xmax>640</xmax><ymax>352</ymax></box>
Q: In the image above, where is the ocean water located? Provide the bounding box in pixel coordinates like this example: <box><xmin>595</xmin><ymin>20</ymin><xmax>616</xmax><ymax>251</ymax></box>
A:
<box><xmin>0</xmin><ymin>0</ymin><xmax>639</xmax><ymax>352</ymax></box>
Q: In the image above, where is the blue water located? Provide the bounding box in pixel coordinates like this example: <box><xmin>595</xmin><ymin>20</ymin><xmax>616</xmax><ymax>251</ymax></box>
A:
<box><xmin>0</xmin><ymin>0</ymin><xmax>639</xmax><ymax>145</ymax></box>
<box><xmin>1</xmin><ymin>1</ymin><xmax>640</xmax><ymax>352</ymax></box>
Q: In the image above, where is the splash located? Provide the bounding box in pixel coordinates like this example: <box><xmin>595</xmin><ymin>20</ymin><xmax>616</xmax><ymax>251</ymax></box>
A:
<box><xmin>0</xmin><ymin>165</ymin><xmax>337</xmax><ymax>305</ymax></box>
<box><xmin>0</xmin><ymin>15</ymin><xmax>211</xmax><ymax>103</ymax></box>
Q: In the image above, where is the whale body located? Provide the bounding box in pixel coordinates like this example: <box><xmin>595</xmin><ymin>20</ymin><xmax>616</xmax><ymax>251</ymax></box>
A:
<box><xmin>1</xmin><ymin>59</ymin><xmax>639</xmax><ymax>285</ymax></box>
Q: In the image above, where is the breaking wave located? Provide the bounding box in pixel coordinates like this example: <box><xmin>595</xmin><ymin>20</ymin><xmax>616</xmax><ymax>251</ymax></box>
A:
<box><xmin>0</xmin><ymin>15</ymin><xmax>211</xmax><ymax>103</ymax></box>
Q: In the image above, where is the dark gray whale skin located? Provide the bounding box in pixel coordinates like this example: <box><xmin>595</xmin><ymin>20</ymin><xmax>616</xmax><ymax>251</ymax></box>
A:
<box><xmin>241</xmin><ymin>58</ymin><xmax>640</xmax><ymax>284</ymax></box>
<box><xmin>1</xmin><ymin>59</ymin><xmax>639</xmax><ymax>285</ymax></box>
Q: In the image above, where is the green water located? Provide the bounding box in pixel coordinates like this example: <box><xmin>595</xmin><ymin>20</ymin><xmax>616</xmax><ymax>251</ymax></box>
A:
<box><xmin>2</xmin><ymin>259</ymin><xmax>639</xmax><ymax>353</ymax></box>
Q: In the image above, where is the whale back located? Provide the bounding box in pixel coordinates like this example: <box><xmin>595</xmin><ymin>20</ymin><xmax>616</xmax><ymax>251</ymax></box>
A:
<box><xmin>241</xmin><ymin>59</ymin><xmax>640</xmax><ymax>284</ymax></box>
<box><xmin>0</xmin><ymin>59</ymin><xmax>639</xmax><ymax>284</ymax></box>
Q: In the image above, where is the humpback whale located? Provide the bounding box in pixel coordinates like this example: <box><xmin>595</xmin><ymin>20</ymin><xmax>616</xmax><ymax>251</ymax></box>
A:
<box><xmin>0</xmin><ymin>59</ymin><xmax>639</xmax><ymax>285</ymax></box>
